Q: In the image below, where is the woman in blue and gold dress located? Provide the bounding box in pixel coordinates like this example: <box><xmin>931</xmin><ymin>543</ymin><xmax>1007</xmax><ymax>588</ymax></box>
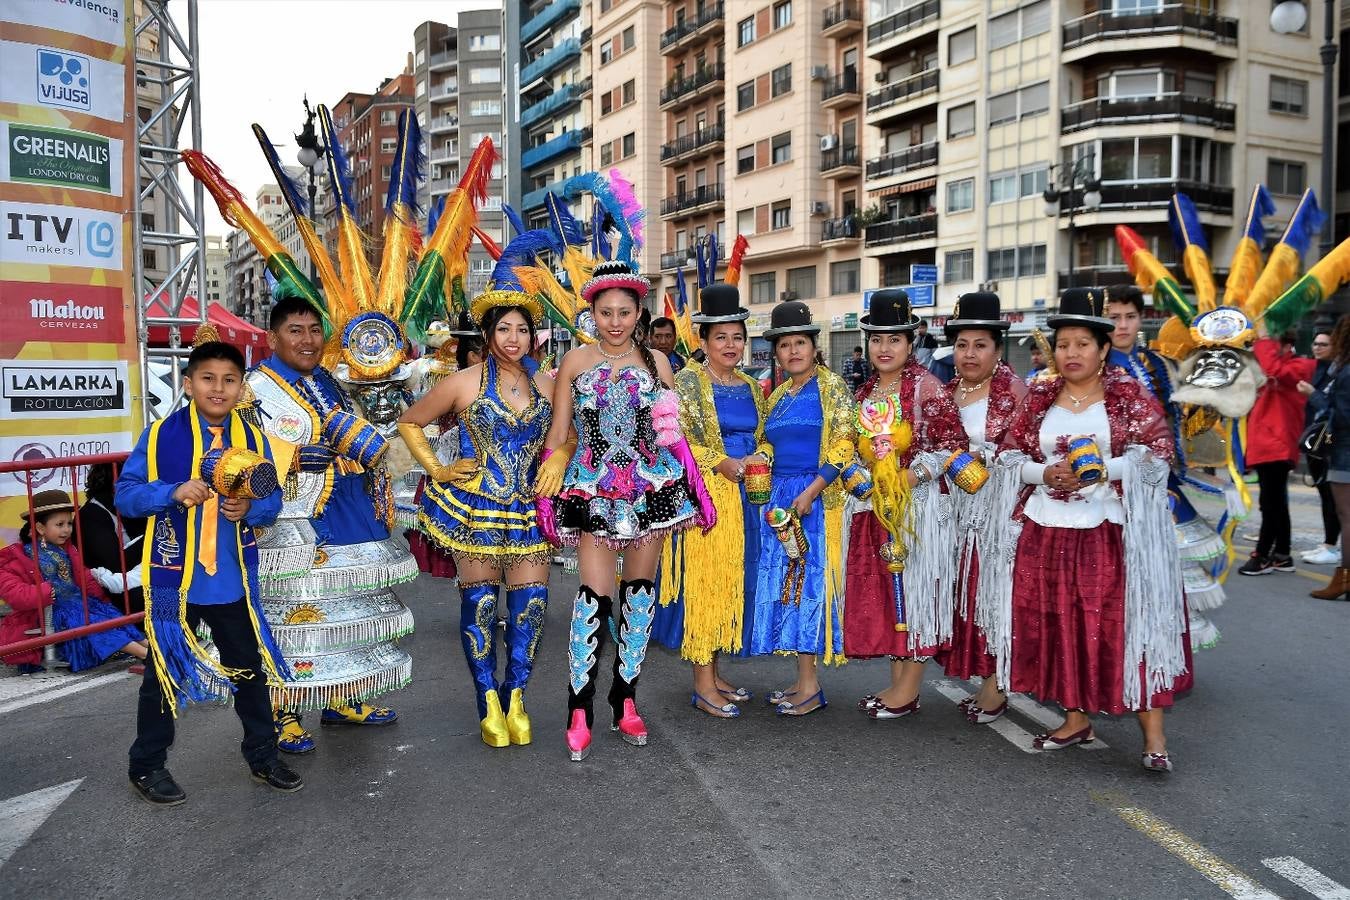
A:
<box><xmin>654</xmin><ymin>283</ymin><xmax>769</xmax><ymax>717</ymax></box>
<box><xmin>399</xmin><ymin>261</ymin><xmax>554</xmax><ymax>750</ymax></box>
<box><xmin>748</xmin><ymin>300</ymin><xmax>856</xmax><ymax>716</ymax></box>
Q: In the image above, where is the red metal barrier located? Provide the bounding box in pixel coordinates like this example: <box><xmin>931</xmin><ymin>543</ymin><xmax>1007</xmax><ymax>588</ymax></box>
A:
<box><xmin>0</xmin><ymin>452</ymin><xmax>144</xmax><ymax>665</ymax></box>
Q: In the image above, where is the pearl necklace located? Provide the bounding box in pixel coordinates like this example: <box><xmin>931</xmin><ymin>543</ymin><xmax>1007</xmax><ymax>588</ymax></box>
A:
<box><xmin>597</xmin><ymin>340</ymin><xmax>635</xmax><ymax>362</ymax></box>
<box><xmin>957</xmin><ymin>375</ymin><xmax>992</xmax><ymax>401</ymax></box>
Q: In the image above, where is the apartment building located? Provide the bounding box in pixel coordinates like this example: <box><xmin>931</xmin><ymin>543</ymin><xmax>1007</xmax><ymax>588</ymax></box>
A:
<box><xmin>414</xmin><ymin>14</ymin><xmax>508</xmax><ymax>296</ymax></box>
<box><xmin>202</xmin><ymin>235</ymin><xmax>227</xmax><ymax>308</ymax></box>
<box><xmin>860</xmin><ymin>0</ymin><xmax>1329</xmax><ymax>345</ymax></box>
<box><xmin>507</xmin><ymin>0</ymin><xmax>590</xmax><ymax>230</ymax></box>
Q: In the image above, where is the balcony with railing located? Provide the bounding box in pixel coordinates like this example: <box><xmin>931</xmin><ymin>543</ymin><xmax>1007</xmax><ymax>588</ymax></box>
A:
<box><xmin>821</xmin><ymin>216</ymin><xmax>861</xmax><ymax>242</ymax></box>
<box><xmin>521</xmin><ymin>37</ymin><xmax>582</xmax><ymax>86</ymax></box>
<box><xmin>428</xmin><ymin>50</ymin><xmax>456</xmax><ymax>71</ymax></box>
<box><xmin>1051</xmin><ymin>180</ymin><xmax>1233</xmax><ymax>215</ymax></box>
<box><xmin>520</xmin><ymin>82</ymin><xmax>585</xmax><ymax>129</ymax></box>
<box><xmin>865</xmin><ymin>141</ymin><xmax>938</xmax><ymax>181</ymax></box>
<box><xmin>822</xmin><ymin>1</ymin><xmax>862</xmax><ymax>37</ymax></box>
<box><xmin>660</xmin><ymin>183</ymin><xmax>725</xmax><ymax>217</ymax></box>
<box><xmin>660</xmin><ymin>124</ymin><xmax>726</xmax><ymax>164</ymax></box>
<box><xmin>428</xmin><ymin>114</ymin><xmax>459</xmax><ymax>133</ymax></box>
<box><xmin>521</xmin><ymin>128</ymin><xmax>590</xmax><ymax>170</ymax></box>
<box><xmin>867</xmin><ymin>0</ymin><xmax>939</xmax><ymax>53</ymax></box>
<box><xmin>660</xmin><ymin>249</ymin><xmax>694</xmax><ymax>271</ymax></box>
<box><xmin>520</xmin><ymin>173</ymin><xmax>593</xmax><ymax>213</ymax></box>
<box><xmin>429</xmin><ymin>142</ymin><xmax>458</xmax><ymax>164</ymax></box>
<box><xmin>866</xmin><ymin>68</ymin><xmax>938</xmax><ymax>119</ymax></box>
<box><xmin>430</xmin><ymin>80</ymin><xmax>458</xmax><ymax>101</ymax></box>
<box><xmin>865</xmin><ymin>213</ymin><xmax>938</xmax><ymax>248</ymax></box>
<box><xmin>1062</xmin><ymin>5</ymin><xmax>1238</xmax><ymax>52</ymax></box>
<box><xmin>429</xmin><ymin>177</ymin><xmax>455</xmax><ymax>195</ymax></box>
<box><xmin>821</xmin><ymin>71</ymin><xmax>860</xmax><ymax>107</ymax></box>
<box><xmin>820</xmin><ymin>144</ymin><xmax>860</xmax><ymax>174</ymax></box>
<box><xmin>660</xmin><ymin>1</ymin><xmax>725</xmax><ymax>52</ymax></box>
<box><xmin>522</xmin><ymin>0</ymin><xmax>580</xmax><ymax>45</ymax></box>
<box><xmin>1061</xmin><ymin>93</ymin><xmax>1236</xmax><ymax>133</ymax></box>
<box><xmin>659</xmin><ymin>63</ymin><xmax>726</xmax><ymax>109</ymax></box>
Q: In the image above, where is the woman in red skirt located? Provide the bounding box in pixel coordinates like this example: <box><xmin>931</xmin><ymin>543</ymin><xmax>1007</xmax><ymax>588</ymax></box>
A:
<box><xmin>844</xmin><ymin>289</ymin><xmax>967</xmax><ymax>719</ymax></box>
<box><xmin>934</xmin><ymin>292</ymin><xmax>1026</xmax><ymax>723</ymax></box>
<box><xmin>991</xmin><ymin>288</ymin><xmax>1191</xmax><ymax>773</ymax></box>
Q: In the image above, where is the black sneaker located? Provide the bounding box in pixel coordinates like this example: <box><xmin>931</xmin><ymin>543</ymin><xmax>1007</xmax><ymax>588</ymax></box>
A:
<box><xmin>1238</xmin><ymin>554</ymin><xmax>1273</xmax><ymax>576</ymax></box>
<box><xmin>129</xmin><ymin>769</ymin><xmax>187</xmax><ymax>806</ymax></box>
<box><xmin>1269</xmin><ymin>554</ymin><xmax>1296</xmax><ymax>572</ymax></box>
<box><xmin>250</xmin><ymin>760</ymin><xmax>304</xmax><ymax>793</ymax></box>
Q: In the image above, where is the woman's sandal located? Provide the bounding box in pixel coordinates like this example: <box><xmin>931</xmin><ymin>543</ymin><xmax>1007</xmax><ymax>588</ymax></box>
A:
<box><xmin>718</xmin><ymin>686</ymin><xmax>752</xmax><ymax>702</ymax></box>
<box><xmin>776</xmin><ymin>689</ymin><xmax>827</xmax><ymax>717</ymax></box>
<box><xmin>691</xmin><ymin>692</ymin><xmax>740</xmax><ymax>719</ymax></box>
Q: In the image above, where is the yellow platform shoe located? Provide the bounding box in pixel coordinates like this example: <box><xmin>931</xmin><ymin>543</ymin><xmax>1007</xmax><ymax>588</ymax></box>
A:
<box><xmin>506</xmin><ymin>688</ymin><xmax>531</xmax><ymax>746</ymax></box>
<box><xmin>480</xmin><ymin>689</ymin><xmax>510</xmax><ymax>748</ymax></box>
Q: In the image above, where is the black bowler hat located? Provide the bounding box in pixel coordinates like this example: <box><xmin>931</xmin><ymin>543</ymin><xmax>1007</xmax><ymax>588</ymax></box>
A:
<box><xmin>945</xmin><ymin>291</ymin><xmax>1011</xmax><ymax>340</ymax></box>
<box><xmin>692</xmin><ymin>282</ymin><xmax>749</xmax><ymax>324</ymax></box>
<box><xmin>762</xmin><ymin>300</ymin><xmax>819</xmax><ymax>340</ymax></box>
<box><xmin>1047</xmin><ymin>287</ymin><xmax>1115</xmax><ymax>334</ymax></box>
<box><xmin>860</xmin><ymin>288</ymin><xmax>921</xmax><ymax>332</ymax></box>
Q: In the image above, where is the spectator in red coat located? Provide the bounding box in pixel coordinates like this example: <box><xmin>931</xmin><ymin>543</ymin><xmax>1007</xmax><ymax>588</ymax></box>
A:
<box><xmin>1240</xmin><ymin>331</ymin><xmax>1317</xmax><ymax>575</ymax></box>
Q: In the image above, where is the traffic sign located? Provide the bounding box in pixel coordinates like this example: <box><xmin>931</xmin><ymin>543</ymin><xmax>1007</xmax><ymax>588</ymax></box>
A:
<box><xmin>910</xmin><ymin>264</ymin><xmax>939</xmax><ymax>284</ymax></box>
<box><xmin>905</xmin><ymin>284</ymin><xmax>935</xmax><ymax>308</ymax></box>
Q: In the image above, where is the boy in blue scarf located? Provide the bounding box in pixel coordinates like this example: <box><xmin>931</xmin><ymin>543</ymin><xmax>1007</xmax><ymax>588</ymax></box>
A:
<box><xmin>116</xmin><ymin>340</ymin><xmax>301</xmax><ymax>805</ymax></box>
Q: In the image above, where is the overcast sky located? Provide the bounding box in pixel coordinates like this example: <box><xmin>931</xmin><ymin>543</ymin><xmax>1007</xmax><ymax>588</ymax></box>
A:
<box><xmin>193</xmin><ymin>0</ymin><xmax>490</xmax><ymax>237</ymax></box>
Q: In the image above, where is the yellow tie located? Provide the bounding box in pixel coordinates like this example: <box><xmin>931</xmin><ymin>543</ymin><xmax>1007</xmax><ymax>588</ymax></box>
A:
<box><xmin>198</xmin><ymin>426</ymin><xmax>223</xmax><ymax>576</ymax></box>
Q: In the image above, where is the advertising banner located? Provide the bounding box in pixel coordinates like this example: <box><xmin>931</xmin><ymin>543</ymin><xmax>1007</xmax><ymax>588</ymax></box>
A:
<box><xmin>0</xmin><ymin>0</ymin><xmax>137</xmax><ymax>538</ymax></box>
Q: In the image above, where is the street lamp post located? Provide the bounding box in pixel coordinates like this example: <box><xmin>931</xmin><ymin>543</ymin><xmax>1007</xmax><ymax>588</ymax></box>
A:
<box><xmin>1043</xmin><ymin>153</ymin><xmax>1102</xmax><ymax>289</ymax></box>
<box><xmin>1271</xmin><ymin>0</ymin><xmax>1338</xmax><ymax>256</ymax></box>
<box><xmin>295</xmin><ymin>96</ymin><xmax>326</xmax><ymax>282</ymax></box>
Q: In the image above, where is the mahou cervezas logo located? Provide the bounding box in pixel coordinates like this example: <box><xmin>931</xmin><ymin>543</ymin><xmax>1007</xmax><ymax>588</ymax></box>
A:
<box><xmin>37</xmin><ymin>48</ymin><xmax>90</xmax><ymax>111</ymax></box>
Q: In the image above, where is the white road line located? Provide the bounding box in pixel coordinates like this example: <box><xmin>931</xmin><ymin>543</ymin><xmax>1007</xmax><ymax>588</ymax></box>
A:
<box><xmin>1097</xmin><ymin>798</ymin><xmax>1284</xmax><ymax>900</ymax></box>
<box><xmin>0</xmin><ymin>670</ymin><xmax>131</xmax><ymax>716</ymax></box>
<box><xmin>0</xmin><ymin>779</ymin><xmax>82</xmax><ymax>870</ymax></box>
<box><xmin>1002</xmin><ymin>691</ymin><xmax>1110</xmax><ymax>751</ymax></box>
<box><xmin>931</xmin><ymin>679</ymin><xmax>1038</xmax><ymax>753</ymax></box>
<box><xmin>1263</xmin><ymin>857</ymin><xmax>1350</xmax><ymax>899</ymax></box>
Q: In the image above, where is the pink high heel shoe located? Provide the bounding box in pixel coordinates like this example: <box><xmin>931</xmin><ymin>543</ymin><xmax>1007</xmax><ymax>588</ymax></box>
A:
<box><xmin>612</xmin><ymin>699</ymin><xmax>648</xmax><ymax>746</ymax></box>
<box><xmin>566</xmin><ymin>709</ymin><xmax>592</xmax><ymax>762</ymax></box>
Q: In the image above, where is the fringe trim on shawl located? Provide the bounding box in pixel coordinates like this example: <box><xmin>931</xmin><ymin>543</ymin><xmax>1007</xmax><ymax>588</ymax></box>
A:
<box><xmin>977</xmin><ymin>452</ymin><xmax>1029</xmax><ymax>692</ymax></box>
<box><xmin>659</xmin><ymin>472</ymin><xmax>746</xmax><ymax>665</ymax></box>
<box><xmin>822</xmin><ymin>503</ymin><xmax>847</xmax><ymax>666</ymax></box>
<box><xmin>1121</xmin><ymin>446</ymin><xmax>1188</xmax><ymax>710</ymax></box>
<box><xmin>269</xmin><ymin>607</ymin><xmax>415</xmax><ymax>656</ymax></box>
<box><xmin>901</xmin><ymin>450</ymin><xmax>960</xmax><ymax>650</ymax></box>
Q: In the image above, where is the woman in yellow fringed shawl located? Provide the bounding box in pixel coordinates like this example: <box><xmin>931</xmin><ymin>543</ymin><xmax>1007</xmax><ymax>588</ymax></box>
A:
<box><xmin>747</xmin><ymin>300</ymin><xmax>857</xmax><ymax>716</ymax></box>
<box><xmin>654</xmin><ymin>284</ymin><xmax>770</xmax><ymax>718</ymax></box>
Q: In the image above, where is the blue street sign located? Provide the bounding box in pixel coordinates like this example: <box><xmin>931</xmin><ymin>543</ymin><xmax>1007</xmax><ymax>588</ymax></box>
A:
<box><xmin>906</xmin><ymin>284</ymin><xmax>935</xmax><ymax>307</ymax></box>
<box><xmin>910</xmin><ymin>264</ymin><xmax>939</xmax><ymax>284</ymax></box>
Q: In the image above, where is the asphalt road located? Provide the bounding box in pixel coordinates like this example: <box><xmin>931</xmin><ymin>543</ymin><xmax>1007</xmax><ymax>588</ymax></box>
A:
<box><xmin>1</xmin><ymin>483</ymin><xmax>1347</xmax><ymax>900</ymax></box>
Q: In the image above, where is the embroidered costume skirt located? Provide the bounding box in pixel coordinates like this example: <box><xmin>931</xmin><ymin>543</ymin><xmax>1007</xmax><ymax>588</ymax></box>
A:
<box><xmin>53</xmin><ymin>596</ymin><xmax>144</xmax><ymax>672</ymax></box>
<box><xmin>417</xmin><ymin>479</ymin><xmax>549</xmax><ymax>568</ymax></box>
<box><xmin>843</xmin><ymin>511</ymin><xmax>943</xmax><ymax>659</ymax></box>
<box><xmin>936</xmin><ymin>541</ymin><xmax>995</xmax><ymax>679</ymax></box>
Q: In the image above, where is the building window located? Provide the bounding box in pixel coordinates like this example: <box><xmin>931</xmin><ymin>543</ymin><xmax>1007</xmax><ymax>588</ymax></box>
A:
<box><xmin>787</xmin><ymin>265</ymin><xmax>815</xmax><ymax>299</ymax></box>
<box><xmin>945</xmin><ymin>249</ymin><xmax>974</xmax><ymax>283</ymax></box>
<box><xmin>1270</xmin><ymin>75</ymin><xmax>1308</xmax><ymax>115</ymax></box>
<box><xmin>737</xmin><ymin>144</ymin><xmax>755</xmax><ymax>174</ymax></box>
<box><xmin>831</xmin><ymin>259</ymin><xmax>860</xmax><ymax>294</ymax></box>
<box><xmin>622</xmin><ymin>25</ymin><xmax>635</xmax><ymax>51</ymax></box>
<box><xmin>988</xmin><ymin>171</ymin><xmax>1017</xmax><ymax>203</ymax></box>
<box><xmin>738</xmin><ymin>16</ymin><xmax>755</xmax><ymax>47</ymax></box>
<box><xmin>622</xmin><ymin>132</ymin><xmax>635</xmax><ymax>158</ymax></box>
<box><xmin>737</xmin><ymin>207</ymin><xmax>755</xmax><ymax>235</ymax></box>
<box><xmin>771</xmin><ymin>63</ymin><xmax>792</xmax><ymax>98</ymax></box>
<box><xmin>1020</xmin><ymin>81</ymin><xmax>1049</xmax><ymax>117</ymax></box>
<box><xmin>1017</xmin><ymin>244</ymin><xmax>1047</xmax><ymax>276</ymax></box>
<box><xmin>601</xmin><ymin>92</ymin><xmax>614</xmax><ymax>115</ymax></box>
<box><xmin>601</xmin><ymin>143</ymin><xmax>613</xmax><ymax>166</ymax></box>
<box><xmin>470</xmin><ymin>99</ymin><xmax>501</xmax><ymax>117</ymax></box>
<box><xmin>771</xmin><ymin>200</ymin><xmax>791</xmax><ymax>229</ymax></box>
<box><xmin>737</xmin><ymin>80</ymin><xmax>755</xmax><ymax>111</ymax></box>
<box><xmin>469</xmin><ymin>33</ymin><xmax>500</xmax><ymax>52</ymax></box>
<box><xmin>989</xmin><ymin>0</ymin><xmax>1049</xmax><ymax>49</ymax></box>
<box><xmin>773</xmin><ymin>0</ymin><xmax>792</xmax><ymax>29</ymax></box>
<box><xmin>750</xmin><ymin>271</ymin><xmax>775</xmax><ymax>304</ymax></box>
<box><xmin>470</xmin><ymin>131</ymin><xmax>501</xmax><ymax>146</ymax></box>
<box><xmin>469</xmin><ymin>66</ymin><xmax>500</xmax><ymax>84</ymax></box>
<box><xmin>987</xmin><ymin>248</ymin><xmax>1017</xmax><ymax>280</ymax></box>
<box><xmin>600</xmin><ymin>40</ymin><xmax>612</xmax><ymax>64</ymax></box>
<box><xmin>949</xmin><ymin>26</ymin><xmax>976</xmax><ymax>64</ymax></box>
<box><xmin>623</xmin><ymin>79</ymin><xmax>636</xmax><ymax>105</ymax></box>
<box><xmin>1020</xmin><ymin>166</ymin><xmax>1048</xmax><ymax>197</ymax></box>
<box><xmin>948</xmin><ymin>102</ymin><xmax>975</xmax><ymax>138</ymax></box>
<box><xmin>381</xmin><ymin>165</ymin><xmax>392</xmax><ymax>179</ymax></box>
<box><xmin>1267</xmin><ymin>158</ymin><xmax>1306</xmax><ymax>195</ymax></box>
<box><xmin>381</xmin><ymin>138</ymin><xmax>397</xmax><ymax>153</ymax></box>
<box><xmin>379</xmin><ymin>110</ymin><xmax>397</xmax><ymax>125</ymax></box>
<box><xmin>946</xmin><ymin>178</ymin><xmax>974</xmax><ymax>212</ymax></box>
<box><xmin>988</xmin><ymin>90</ymin><xmax>1017</xmax><ymax>126</ymax></box>
<box><xmin>770</xmin><ymin>131</ymin><xmax>791</xmax><ymax>164</ymax></box>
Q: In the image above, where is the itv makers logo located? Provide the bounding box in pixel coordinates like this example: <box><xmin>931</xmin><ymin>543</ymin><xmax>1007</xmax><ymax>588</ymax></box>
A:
<box><xmin>37</xmin><ymin>49</ymin><xmax>91</xmax><ymax>111</ymax></box>
<box><xmin>0</xmin><ymin>201</ymin><xmax>122</xmax><ymax>270</ymax></box>
<box><xmin>0</xmin><ymin>281</ymin><xmax>125</xmax><ymax>344</ymax></box>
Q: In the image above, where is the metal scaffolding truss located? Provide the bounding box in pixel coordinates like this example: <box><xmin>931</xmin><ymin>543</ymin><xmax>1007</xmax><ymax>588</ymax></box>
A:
<box><xmin>132</xmin><ymin>0</ymin><xmax>206</xmax><ymax>423</ymax></box>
